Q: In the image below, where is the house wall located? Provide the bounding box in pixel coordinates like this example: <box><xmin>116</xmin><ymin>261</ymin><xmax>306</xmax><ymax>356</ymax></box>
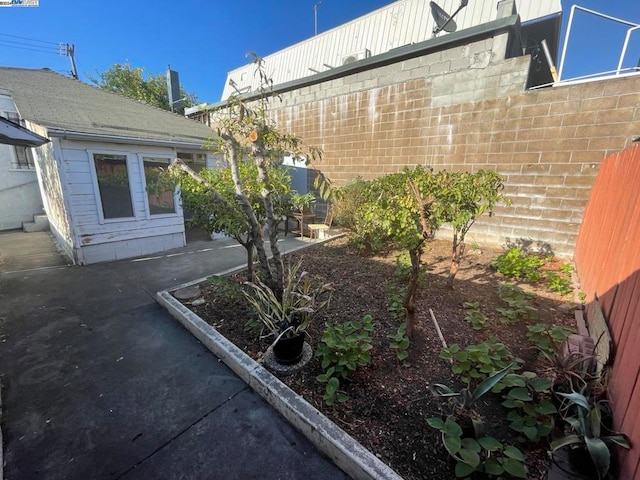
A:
<box><xmin>55</xmin><ymin>139</ymin><xmax>186</xmax><ymax>264</ymax></box>
<box><xmin>28</xmin><ymin>128</ymin><xmax>75</xmax><ymax>261</ymax></box>
<box><xmin>0</xmin><ymin>95</ymin><xmax>43</xmax><ymax>231</ymax></box>
<box><xmin>245</xmin><ymin>36</ymin><xmax>640</xmax><ymax>256</ymax></box>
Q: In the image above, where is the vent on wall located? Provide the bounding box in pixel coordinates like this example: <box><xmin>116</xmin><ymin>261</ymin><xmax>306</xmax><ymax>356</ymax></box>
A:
<box><xmin>342</xmin><ymin>48</ymin><xmax>371</xmax><ymax>65</ymax></box>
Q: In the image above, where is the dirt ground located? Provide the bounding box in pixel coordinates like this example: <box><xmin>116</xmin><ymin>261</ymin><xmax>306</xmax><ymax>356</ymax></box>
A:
<box><xmin>182</xmin><ymin>236</ymin><xmax>575</xmax><ymax>479</ymax></box>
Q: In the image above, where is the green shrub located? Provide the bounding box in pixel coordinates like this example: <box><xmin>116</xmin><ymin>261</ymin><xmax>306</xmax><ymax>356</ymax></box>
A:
<box><xmin>426</xmin><ymin>417</ymin><xmax>527</xmax><ymax>479</ymax></box>
<box><xmin>316</xmin><ymin>315</ymin><xmax>374</xmax><ymax>405</ymax></box>
<box><xmin>526</xmin><ymin>323</ymin><xmax>574</xmax><ymax>357</ymax></box>
<box><xmin>441</xmin><ymin>337</ymin><xmax>521</xmax><ymax>385</ymax></box>
<box><xmin>496</xmin><ymin>283</ymin><xmax>537</xmax><ymax>324</ymax></box>
<box><xmin>492</xmin><ymin>247</ymin><xmax>545</xmax><ymax>283</ymax></box>
<box><xmin>463</xmin><ymin>301</ymin><xmax>487</xmax><ymax>331</ymax></box>
<box><xmin>493</xmin><ymin>372</ymin><xmax>556</xmax><ymax>443</ymax></box>
<box><xmin>388</xmin><ymin>322</ymin><xmax>410</xmax><ymax>367</ymax></box>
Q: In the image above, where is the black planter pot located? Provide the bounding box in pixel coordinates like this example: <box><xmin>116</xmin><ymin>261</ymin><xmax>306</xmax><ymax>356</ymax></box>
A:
<box><xmin>273</xmin><ymin>333</ymin><xmax>305</xmax><ymax>365</ymax></box>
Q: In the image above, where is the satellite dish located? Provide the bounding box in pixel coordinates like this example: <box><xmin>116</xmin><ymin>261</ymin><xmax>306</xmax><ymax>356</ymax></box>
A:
<box><xmin>430</xmin><ymin>0</ymin><xmax>469</xmax><ymax>38</ymax></box>
<box><xmin>430</xmin><ymin>2</ymin><xmax>457</xmax><ymax>33</ymax></box>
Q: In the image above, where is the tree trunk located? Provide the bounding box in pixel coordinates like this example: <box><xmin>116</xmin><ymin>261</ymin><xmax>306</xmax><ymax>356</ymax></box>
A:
<box><xmin>223</xmin><ymin>132</ymin><xmax>275</xmax><ymax>288</ymax></box>
<box><xmin>250</xmin><ymin>136</ymin><xmax>284</xmax><ymax>297</ymax></box>
<box><xmin>403</xmin><ymin>248</ymin><xmax>421</xmax><ymax>339</ymax></box>
<box><xmin>447</xmin><ymin>232</ymin><xmax>466</xmax><ymax>289</ymax></box>
<box><xmin>243</xmin><ymin>239</ymin><xmax>254</xmax><ymax>282</ymax></box>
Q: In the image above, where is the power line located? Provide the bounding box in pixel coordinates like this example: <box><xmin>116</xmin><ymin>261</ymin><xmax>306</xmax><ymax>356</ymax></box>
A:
<box><xmin>0</xmin><ymin>42</ymin><xmax>61</xmax><ymax>55</ymax></box>
<box><xmin>0</xmin><ymin>32</ymin><xmax>59</xmax><ymax>46</ymax></box>
<box><xmin>0</xmin><ymin>38</ymin><xmax>60</xmax><ymax>52</ymax></box>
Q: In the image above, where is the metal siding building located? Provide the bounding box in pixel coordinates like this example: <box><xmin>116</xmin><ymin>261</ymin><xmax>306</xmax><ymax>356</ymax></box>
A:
<box><xmin>222</xmin><ymin>0</ymin><xmax>561</xmax><ymax>99</ymax></box>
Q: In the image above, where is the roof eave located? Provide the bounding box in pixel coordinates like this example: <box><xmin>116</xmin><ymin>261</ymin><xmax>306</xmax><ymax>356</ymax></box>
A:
<box><xmin>47</xmin><ymin>128</ymin><xmax>213</xmax><ymax>150</ymax></box>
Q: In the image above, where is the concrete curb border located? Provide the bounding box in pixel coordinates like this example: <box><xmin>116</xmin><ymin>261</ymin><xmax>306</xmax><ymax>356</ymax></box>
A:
<box><xmin>156</xmin><ymin>289</ymin><xmax>403</xmax><ymax>480</ymax></box>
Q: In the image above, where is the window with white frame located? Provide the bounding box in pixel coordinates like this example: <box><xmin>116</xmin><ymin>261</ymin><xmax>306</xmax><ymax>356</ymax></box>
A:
<box><xmin>0</xmin><ymin>111</ymin><xmax>35</xmax><ymax>170</ymax></box>
<box><xmin>142</xmin><ymin>157</ymin><xmax>176</xmax><ymax>215</ymax></box>
<box><xmin>93</xmin><ymin>153</ymin><xmax>134</xmax><ymax>219</ymax></box>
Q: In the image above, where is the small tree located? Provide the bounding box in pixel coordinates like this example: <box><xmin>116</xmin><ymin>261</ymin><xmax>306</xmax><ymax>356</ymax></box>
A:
<box><xmin>438</xmin><ymin>170</ymin><xmax>508</xmax><ymax>288</ymax></box>
<box><xmin>171</xmin><ymin>55</ymin><xmax>320</xmax><ymax>295</ymax></box>
<box><xmin>177</xmin><ymin>161</ymin><xmax>292</xmax><ymax>280</ymax></box>
<box><xmin>347</xmin><ymin>167</ymin><xmax>444</xmax><ymax>338</ymax></box>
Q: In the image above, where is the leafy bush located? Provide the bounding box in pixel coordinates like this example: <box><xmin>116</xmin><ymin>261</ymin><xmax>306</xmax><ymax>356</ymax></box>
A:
<box><xmin>385</xmin><ymin>283</ymin><xmax>407</xmax><ymax>320</ymax></box>
<box><xmin>463</xmin><ymin>301</ymin><xmax>487</xmax><ymax>331</ymax></box>
<box><xmin>316</xmin><ymin>315</ymin><xmax>374</xmax><ymax>405</ymax></box>
<box><xmin>546</xmin><ymin>265</ymin><xmax>574</xmax><ymax>296</ymax></box>
<box><xmin>426</xmin><ymin>417</ymin><xmax>527</xmax><ymax>479</ymax></box>
<box><xmin>492</xmin><ymin>247</ymin><xmax>545</xmax><ymax>283</ymax></box>
<box><xmin>441</xmin><ymin>337</ymin><xmax>521</xmax><ymax>385</ymax></box>
<box><xmin>388</xmin><ymin>322</ymin><xmax>410</xmax><ymax>367</ymax></box>
<box><xmin>496</xmin><ymin>283</ymin><xmax>537</xmax><ymax>324</ymax></box>
<box><xmin>493</xmin><ymin>372</ymin><xmax>556</xmax><ymax>443</ymax></box>
<box><xmin>526</xmin><ymin>323</ymin><xmax>574</xmax><ymax>357</ymax></box>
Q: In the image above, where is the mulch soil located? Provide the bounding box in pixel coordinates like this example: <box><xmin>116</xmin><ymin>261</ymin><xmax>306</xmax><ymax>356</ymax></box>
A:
<box><xmin>180</xmin><ymin>235</ymin><xmax>576</xmax><ymax>479</ymax></box>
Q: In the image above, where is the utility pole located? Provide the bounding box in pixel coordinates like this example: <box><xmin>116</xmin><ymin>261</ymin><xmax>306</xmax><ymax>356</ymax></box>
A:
<box><xmin>314</xmin><ymin>0</ymin><xmax>323</xmax><ymax>35</ymax></box>
<box><xmin>66</xmin><ymin>44</ymin><xmax>78</xmax><ymax>79</ymax></box>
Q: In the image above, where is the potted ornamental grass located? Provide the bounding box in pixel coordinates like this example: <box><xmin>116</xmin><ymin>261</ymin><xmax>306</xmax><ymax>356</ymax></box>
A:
<box><xmin>243</xmin><ymin>259</ymin><xmax>333</xmax><ymax>364</ymax></box>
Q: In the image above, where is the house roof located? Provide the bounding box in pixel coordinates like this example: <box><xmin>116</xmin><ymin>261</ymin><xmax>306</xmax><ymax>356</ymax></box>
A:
<box><xmin>0</xmin><ymin>116</ymin><xmax>50</xmax><ymax>147</ymax></box>
<box><xmin>0</xmin><ymin>67</ymin><xmax>215</xmax><ymax>148</ymax></box>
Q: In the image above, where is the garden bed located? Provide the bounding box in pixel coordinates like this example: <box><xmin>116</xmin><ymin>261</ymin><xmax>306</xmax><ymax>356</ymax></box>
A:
<box><xmin>178</xmin><ymin>236</ymin><xmax>576</xmax><ymax>479</ymax></box>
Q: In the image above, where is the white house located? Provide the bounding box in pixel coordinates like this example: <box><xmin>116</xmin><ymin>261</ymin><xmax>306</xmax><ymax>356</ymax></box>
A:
<box><xmin>0</xmin><ymin>67</ymin><xmax>216</xmax><ymax>264</ymax></box>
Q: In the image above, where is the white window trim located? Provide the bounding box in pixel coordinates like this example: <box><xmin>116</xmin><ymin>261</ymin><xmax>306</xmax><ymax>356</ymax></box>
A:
<box><xmin>88</xmin><ymin>149</ymin><xmax>139</xmax><ymax>225</ymax></box>
<box><xmin>137</xmin><ymin>153</ymin><xmax>182</xmax><ymax>220</ymax></box>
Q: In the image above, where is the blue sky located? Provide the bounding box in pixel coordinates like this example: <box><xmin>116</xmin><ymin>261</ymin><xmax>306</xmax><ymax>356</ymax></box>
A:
<box><xmin>0</xmin><ymin>1</ymin><xmax>639</xmax><ymax>102</ymax></box>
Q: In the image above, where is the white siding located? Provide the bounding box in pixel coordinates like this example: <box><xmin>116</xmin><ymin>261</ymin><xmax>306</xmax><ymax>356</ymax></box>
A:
<box><xmin>0</xmin><ymin>96</ymin><xmax>43</xmax><ymax>230</ymax></box>
<box><xmin>222</xmin><ymin>0</ymin><xmax>561</xmax><ymax>99</ymax></box>
<box><xmin>57</xmin><ymin>139</ymin><xmax>186</xmax><ymax>264</ymax></box>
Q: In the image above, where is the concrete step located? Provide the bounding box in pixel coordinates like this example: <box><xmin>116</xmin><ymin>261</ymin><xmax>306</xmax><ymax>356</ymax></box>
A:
<box><xmin>23</xmin><ymin>213</ymin><xmax>49</xmax><ymax>233</ymax></box>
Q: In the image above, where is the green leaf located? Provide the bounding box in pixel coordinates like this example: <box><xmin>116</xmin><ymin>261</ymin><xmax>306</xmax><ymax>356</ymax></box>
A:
<box><xmin>443</xmin><ymin>433</ymin><xmax>462</xmax><ymax>456</ymax></box>
<box><xmin>508</xmin><ymin>387</ymin><xmax>532</xmax><ymax>401</ymax></box>
<box><xmin>443</xmin><ymin>418</ymin><xmax>463</xmax><ymax>437</ymax></box>
<box><xmin>522</xmin><ymin>426</ymin><xmax>538</xmax><ymax>440</ymax></box>
<box><xmin>461</xmin><ymin>438</ymin><xmax>481</xmax><ymax>452</ymax></box>
<box><xmin>550</xmin><ymin>435</ymin><xmax>583</xmax><ymax>451</ymax></box>
<box><xmin>326</xmin><ymin>377</ymin><xmax>339</xmax><ymax>396</ymax></box>
<box><xmin>557</xmin><ymin>391</ymin><xmax>590</xmax><ymax>410</ymax></box>
<box><xmin>470</xmin><ymin>363</ymin><xmax>515</xmax><ymax>402</ymax></box>
<box><xmin>477</xmin><ymin>436</ymin><xmax>502</xmax><ymax>451</ymax></box>
<box><xmin>454</xmin><ymin>460</ymin><xmax>476</xmax><ymax>478</ymax></box>
<box><xmin>484</xmin><ymin>458</ymin><xmax>504</xmax><ymax>475</ymax></box>
<box><xmin>458</xmin><ymin>448</ymin><xmax>481</xmax><ymax>468</ymax></box>
<box><xmin>585</xmin><ymin>437</ymin><xmax>611</xmax><ymax>479</ymax></box>
<box><xmin>530</xmin><ymin>377</ymin><xmax>553</xmax><ymax>392</ymax></box>
<box><xmin>538</xmin><ymin>399</ymin><xmax>557</xmax><ymax>415</ymax></box>
<box><xmin>503</xmin><ymin>445</ymin><xmax>526</xmax><ymax>461</ymax></box>
<box><xmin>502</xmin><ymin>458</ymin><xmax>527</xmax><ymax>478</ymax></box>
<box><xmin>426</xmin><ymin>417</ymin><xmax>445</xmax><ymax>430</ymax></box>
<box><xmin>606</xmin><ymin>434</ymin><xmax>631</xmax><ymax>449</ymax></box>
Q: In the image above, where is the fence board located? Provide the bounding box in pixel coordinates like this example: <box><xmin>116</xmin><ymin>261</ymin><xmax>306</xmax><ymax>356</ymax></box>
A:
<box><xmin>574</xmin><ymin>144</ymin><xmax>640</xmax><ymax>480</ymax></box>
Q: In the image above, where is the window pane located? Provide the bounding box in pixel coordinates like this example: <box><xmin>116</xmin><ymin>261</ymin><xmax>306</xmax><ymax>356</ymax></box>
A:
<box><xmin>143</xmin><ymin>158</ymin><xmax>175</xmax><ymax>215</ymax></box>
<box><xmin>14</xmin><ymin>146</ymin><xmax>34</xmax><ymax>169</ymax></box>
<box><xmin>94</xmin><ymin>154</ymin><xmax>134</xmax><ymax>219</ymax></box>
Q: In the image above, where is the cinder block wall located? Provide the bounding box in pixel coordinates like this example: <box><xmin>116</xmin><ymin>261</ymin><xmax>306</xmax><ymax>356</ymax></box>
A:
<box><xmin>258</xmin><ymin>33</ymin><xmax>640</xmax><ymax>257</ymax></box>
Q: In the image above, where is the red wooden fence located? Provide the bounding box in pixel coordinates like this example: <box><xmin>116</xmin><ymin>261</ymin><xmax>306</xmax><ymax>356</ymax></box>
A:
<box><xmin>574</xmin><ymin>143</ymin><xmax>640</xmax><ymax>480</ymax></box>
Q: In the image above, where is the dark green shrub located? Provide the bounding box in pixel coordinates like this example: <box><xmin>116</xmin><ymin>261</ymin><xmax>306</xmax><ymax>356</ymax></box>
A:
<box><xmin>315</xmin><ymin>315</ymin><xmax>374</xmax><ymax>405</ymax></box>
